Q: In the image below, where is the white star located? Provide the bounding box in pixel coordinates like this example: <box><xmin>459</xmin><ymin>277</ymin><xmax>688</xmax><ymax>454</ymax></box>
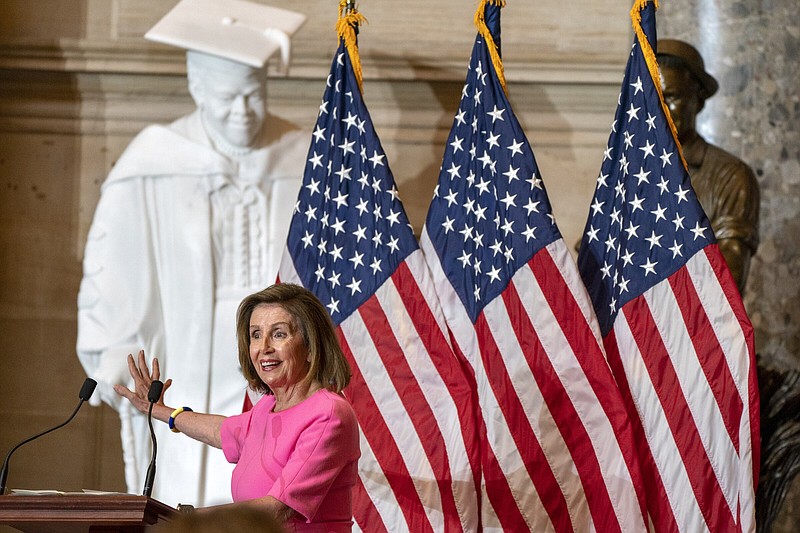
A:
<box><xmin>387</xmin><ymin>236</ymin><xmax>400</xmax><ymax>253</ymax></box>
<box><xmin>458</xmin><ymin>250</ymin><xmax>472</xmax><ymax>268</ymax></box>
<box><xmin>507</xmin><ymin>140</ymin><xmax>524</xmax><ymax>156</ymax></box>
<box><xmin>332</xmin><ymin>191</ymin><xmax>348</xmax><ymax>208</ymax></box>
<box><xmin>646</xmin><ymin>113</ymin><xmax>657</xmax><ymax>131</ymax></box>
<box><xmin>386</xmin><ymin>210</ymin><xmax>401</xmax><ymax>226</ymax></box>
<box><xmin>651</xmin><ymin>204</ymin><xmax>667</xmax><ymax>222</ymax></box>
<box><xmin>586</xmin><ymin>226</ymin><xmax>600</xmax><ymax>243</ymax></box>
<box><xmin>312</xmin><ymin>125</ymin><xmax>326</xmax><ymax>143</ymax></box>
<box><xmin>626</xmin><ymin>103</ymin><xmax>641</xmax><ymax>122</ymax></box>
<box><xmin>591</xmin><ymin>199</ymin><xmax>605</xmax><ymax>216</ymax></box>
<box><xmin>503</xmin><ymin>166</ymin><xmax>520</xmax><ymax>182</ymax></box>
<box><xmin>349</xmin><ymin>251</ymin><xmax>365</xmax><ymax>268</ymax></box>
<box><xmin>486</xmin><ymin>132</ymin><xmax>501</xmax><ymax>149</ymax></box>
<box><xmin>370</xmin><ymin>257</ymin><xmax>382</xmax><ymax>274</ymax></box>
<box><xmin>669</xmin><ymin>240</ymin><xmax>683</xmax><ymax>258</ymax></box>
<box><xmin>618</xmin><ymin>276</ymin><xmax>630</xmax><ymax>293</ymax></box>
<box><xmin>645</xmin><ymin>230</ymin><xmax>663</xmax><ymax>249</ymax></box>
<box><xmin>444</xmin><ymin>189</ymin><xmax>458</xmax><ymax>207</ymax></box>
<box><xmin>450</xmin><ymin>136</ymin><xmax>464</xmax><ymax>153</ymax></box>
<box><xmin>442</xmin><ymin>216</ymin><xmax>455</xmax><ymax>233</ymax></box>
<box><xmin>354</xmin><ymin>224</ymin><xmax>367</xmax><ymax>242</ymax></box>
<box><xmin>500</xmin><ymin>192</ymin><xmax>517</xmax><ymax>209</ymax></box>
<box><xmin>630</xmin><ymin>76</ymin><xmax>643</xmax><ymax>94</ymax></box>
<box><xmin>315</xmin><ymin>264</ymin><xmax>325</xmax><ymax>282</ymax></box>
<box><xmin>334</xmin><ymin>164</ymin><xmax>352</xmax><ymax>181</ymax></box>
<box><xmin>369</xmin><ymin>151</ymin><xmax>385</xmax><ymax>167</ymax></box>
<box><xmin>690</xmin><ymin>221</ymin><xmax>708</xmax><ymax>240</ymax></box>
<box><xmin>355</xmin><ymin>199</ymin><xmax>369</xmax><ymax>216</ymax></box>
<box><xmin>672</xmin><ymin>213</ymin><xmax>685</xmax><ymax>230</ymax></box>
<box><xmin>522</xmin><ymin>225</ymin><xmax>536</xmax><ymax>241</ymax></box>
<box><xmin>524</xmin><ymin>199</ymin><xmax>540</xmax><ymax>215</ymax></box>
<box><xmin>639</xmin><ymin>140</ymin><xmax>655</xmax><ymax>159</ymax></box>
<box><xmin>487</xmin><ymin>265</ymin><xmax>502</xmax><ymax>283</ymax></box>
<box><xmin>634</xmin><ymin>167</ymin><xmax>651</xmax><ymax>185</ymax></box>
<box><xmin>478</xmin><ymin>151</ymin><xmax>493</xmax><ymax>169</ymax></box>
<box><xmin>621</xmin><ymin>249</ymin><xmax>635</xmax><ymax>266</ymax></box>
<box><xmin>346</xmin><ymin>278</ymin><xmax>362</xmax><ymax>295</ymax></box>
<box><xmin>603</xmin><ymin>146</ymin><xmax>614</xmax><ymax>161</ymax></box>
<box><xmin>624</xmin><ymin>221</ymin><xmax>640</xmax><ymax>239</ymax></box>
<box><xmin>326</xmin><ymin>298</ymin><xmax>340</xmax><ymax>315</ymax></box>
<box><xmin>605</xmin><ymin>234</ymin><xmax>617</xmax><ymax>253</ymax></box>
<box><xmin>527</xmin><ymin>173</ymin><xmax>542</xmax><ymax>190</ymax></box>
<box><xmin>629</xmin><ymin>194</ymin><xmax>645</xmax><ymax>212</ymax></box>
<box><xmin>624</xmin><ymin>131</ymin><xmax>635</xmax><ymax>149</ymax></box>
<box><xmin>338</xmin><ymin>138</ymin><xmax>356</xmax><ymax>156</ymax></box>
<box><xmin>304</xmin><ymin>205</ymin><xmax>317</xmax><ymax>221</ymax></box>
<box><xmin>447</xmin><ymin>162</ymin><xmax>461</xmax><ymax>180</ymax></box>
<box><xmin>501</xmin><ymin>218</ymin><xmax>514</xmax><ymax>236</ymax></box>
<box><xmin>343</xmin><ymin>112</ymin><xmax>358</xmax><ymax>130</ymax></box>
<box><xmin>308</xmin><ymin>152</ymin><xmax>324</xmax><ymax>169</ymax></box>
<box><xmin>329</xmin><ymin>245</ymin><xmax>343</xmax><ymax>262</ymax></box>
<box><xmin>455</xmin><ymin>109</ymin><xmax>467</xmax><ymax>126</ymax></box>
<box><xmin>487</xmin><ymin>105</ymin><xmax>505</xmax><ymax>123</ymax></box>
<box><xmin>601</xmin><ymin>262</ymin><xmax>613</xmax><ymax>279</ymax></box>
<box><xmin>657</xmin><ymin>177</ymin><xmax>670</xmax><ymax>194</ymax></box>
<box><xmin>674</xmin><ymin>185</ymin><xmax>690</xmax><ymax>203</ymax></box>
<box><xmin>305</xmin><ymin>178</ymin><xmax>321</xmax><ymax>196</ymax></box>
<box><xmin>640</xmin><ymin>257</ymin><xmax>658</xmax><ymax>276</ymax></box>
<box><xmin>331</xmin><ymin>218</ymin><xmax>346</xmax><ymax>234</ymax></box>
<box><xmin>660</xmin><ymin>148</ymin><xmax>673</xmax><ymax>167</ymax></box>
<box><xmin>301</xmin><ymin>231</ymin><xmax>314</xmax><ymax>248</ymax></box>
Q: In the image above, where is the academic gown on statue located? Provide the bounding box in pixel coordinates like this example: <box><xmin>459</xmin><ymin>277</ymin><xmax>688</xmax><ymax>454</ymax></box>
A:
<box><xmin>76</xmin><ymin>110</ymin><xmax>306</xmax><ymax>506</ymax></box>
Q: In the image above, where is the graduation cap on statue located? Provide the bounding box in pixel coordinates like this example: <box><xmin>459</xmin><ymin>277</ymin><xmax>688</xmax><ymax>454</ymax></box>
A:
<box><xmin>145</xmin><ymin>0</ymin><xmax>307</xmax><ymax>72</ymax></box>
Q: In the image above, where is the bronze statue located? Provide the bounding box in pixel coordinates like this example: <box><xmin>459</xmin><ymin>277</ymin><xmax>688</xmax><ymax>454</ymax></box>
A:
<box><xmin>656</xmin><ymin>39</ymin><xmax>760</xmax><ymax>295</ymax></box>
<box><xmin>657</xmin><ymin>39</ymin><xmax>800</xmax><ymax>533</ymax></box>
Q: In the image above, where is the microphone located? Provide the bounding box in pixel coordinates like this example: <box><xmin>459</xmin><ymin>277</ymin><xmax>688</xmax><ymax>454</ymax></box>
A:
<box><xmin>142</xmin><ymin>380</ymin><xmax>163</xmax><ymax>498</ymax></box>
<box><xmin>0</xmin><ymin>378</ymin><xmax>97</xmax><ymax>495</ymax></box>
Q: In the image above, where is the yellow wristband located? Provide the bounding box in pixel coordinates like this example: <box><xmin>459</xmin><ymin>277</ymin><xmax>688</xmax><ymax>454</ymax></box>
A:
<box><xmin>168</xmin><ymin>406</ymin><xmax>192</xmax><ymax>433</ymax></box>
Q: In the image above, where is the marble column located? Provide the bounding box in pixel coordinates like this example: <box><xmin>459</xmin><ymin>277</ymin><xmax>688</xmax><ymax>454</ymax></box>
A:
<box><xmin>657</xmin><ymin>2</ymin><xmax>800</xmax><ymax>532</ymax></box>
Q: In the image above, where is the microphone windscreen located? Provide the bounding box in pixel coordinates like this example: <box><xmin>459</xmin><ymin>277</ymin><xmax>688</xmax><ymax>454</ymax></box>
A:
<box><xmin>148</xmin><ymin>380</ymin><xmax>164</xmax><ymax>403</ymax></box>
<box><xmin>79</xmin><ymin>378</ymin><xmax>97</xmax><ymax>401</ymax></box>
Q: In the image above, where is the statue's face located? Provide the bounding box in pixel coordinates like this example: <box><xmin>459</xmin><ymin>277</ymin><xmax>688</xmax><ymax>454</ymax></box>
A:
<box><xmin>659</xmin><ymin>64</ymin><xmax>702</xmax><ymax>142</ymax></box>
<box><xmin>189</xmin><ymin>54</ymin><xmax>268</xmax><ymax>149</ymax></box>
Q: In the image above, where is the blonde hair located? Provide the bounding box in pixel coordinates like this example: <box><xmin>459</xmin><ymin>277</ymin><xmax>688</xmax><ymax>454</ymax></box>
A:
<box><xmin>236</xmin><ymin>283</ymin><xmax>351</xmax><ymax>395</ymax></box>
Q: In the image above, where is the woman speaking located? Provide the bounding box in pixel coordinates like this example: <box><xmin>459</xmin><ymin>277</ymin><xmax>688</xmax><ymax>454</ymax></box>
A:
<box><xmin>115</xmin><ymin>283</ymin><xmax>360</xmax><ymax>532</ymax></box>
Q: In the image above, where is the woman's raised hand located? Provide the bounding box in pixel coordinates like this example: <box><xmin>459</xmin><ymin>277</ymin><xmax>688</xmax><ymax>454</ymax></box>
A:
<box><xmin>113</xmin><ymin>350</ymin><xmax>173</xmax><ymax>415</ymax></box>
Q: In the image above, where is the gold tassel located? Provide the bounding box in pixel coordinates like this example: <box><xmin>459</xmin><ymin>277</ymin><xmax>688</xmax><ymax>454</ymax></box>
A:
<box><xmin>630</xmin><ymin>0</ymin><xmax>689</xmax><ymax>169</ymax></box>
<box><xmin>474</xmin><ymin>0</ymin><xmax>507</xmax><ymax>96</ymax></box>
<box><xmin>337</xmin><ymin>0</ymin><xmax>367</xmax><ymax>95</ymax></box>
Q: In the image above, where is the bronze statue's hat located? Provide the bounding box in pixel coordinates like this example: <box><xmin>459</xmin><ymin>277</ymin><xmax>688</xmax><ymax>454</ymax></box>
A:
<box><xmin>145</xmin><ymin>0</ymin><xmax>307</xmax><ymax>72</ymax></box>
<box><xmin>657</xmin><ymin>38</ymin><xmax>719</xmax><ymax>99</ymax></box>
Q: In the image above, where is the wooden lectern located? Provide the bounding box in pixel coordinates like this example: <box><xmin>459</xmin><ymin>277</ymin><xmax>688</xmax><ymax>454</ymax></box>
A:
<box><xmin>0</xmin><ymin>494</ymin><xmax>176</xmax><ymax>532</ymax></box>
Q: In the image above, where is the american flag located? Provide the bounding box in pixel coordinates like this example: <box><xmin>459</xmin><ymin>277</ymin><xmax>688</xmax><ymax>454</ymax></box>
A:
<box><xmin>278</xmin><ymin>15</ymin><xmax>482</xmax><ymax>532</ymax></box>
<box><xmin>576</xmin><ymin>1</ymin><xmax>760</xmax><ymax>531</ymax></box>
<box><xmin>419</xmin><ymin>2</ymin><xmax>648</xmax><ymax>530</ymax></box>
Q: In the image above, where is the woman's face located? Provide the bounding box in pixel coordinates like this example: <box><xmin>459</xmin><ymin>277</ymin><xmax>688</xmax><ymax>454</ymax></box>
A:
<box><xmin>248</xmin><ymin>304</ymin><xmax>309</xmax><ymax>392</ymax></box>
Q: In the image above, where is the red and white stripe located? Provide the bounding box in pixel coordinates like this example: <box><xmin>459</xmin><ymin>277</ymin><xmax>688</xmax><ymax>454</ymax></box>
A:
<box><xmin>421</xmin><ymin>233</ymin><xmax>649</xmax><ymax>532</ymax></box>
<box><xmin>280</xmin><ymin>249</ymin><xmax>482</xmax><ymax>532</ymax></box>
<box><xmin>603</xmin><ymin>245</ymin><xmax>758</xmax><ymax>532</ymax></box>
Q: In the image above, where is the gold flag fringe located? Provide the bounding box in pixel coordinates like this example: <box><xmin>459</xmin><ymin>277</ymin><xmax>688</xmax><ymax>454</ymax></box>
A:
<box><xmin>337</xmin><ymin>0</ymin><xmax>367</xmax><ymax>94</ymax></box>
<box><xmin>474</xmin><ymin>0</ymin><xmax>507</xmax><ymax>96</ymax></box>
<box><xmin>630</xmin><ymin>0</ymin><xmax>688</xmax><ymax>169</ymax></box>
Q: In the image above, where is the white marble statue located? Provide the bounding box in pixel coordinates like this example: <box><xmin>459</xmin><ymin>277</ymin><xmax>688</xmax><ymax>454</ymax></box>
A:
<box><xmin>76</xmin><ymin>45</ymin><xmax>307</xmax><ymax>506</ymax></box>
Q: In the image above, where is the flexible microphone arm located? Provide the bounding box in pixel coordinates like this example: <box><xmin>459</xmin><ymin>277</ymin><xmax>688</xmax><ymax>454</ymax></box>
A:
<box><xmin>142</xmin><ymin>380</ymin><xmax>163</xmax><ymax>498</ymax></box>
<box><xmin>0</xmin><ymin>378</ymin><xmax>97</xmax><ymax>495</ymax></box>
